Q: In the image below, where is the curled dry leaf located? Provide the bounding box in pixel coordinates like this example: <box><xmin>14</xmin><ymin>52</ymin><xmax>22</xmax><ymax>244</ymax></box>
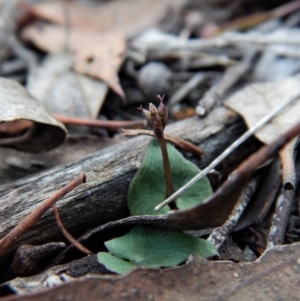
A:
<box><xmin>0</xmin><ymin>77</ymin><xmax>66</xmax><ymax>152</ymax></box>
<box><xmin>224</xmin><ymin>75</ymin><xmax>300</xmax><ymax>188</ymax></box>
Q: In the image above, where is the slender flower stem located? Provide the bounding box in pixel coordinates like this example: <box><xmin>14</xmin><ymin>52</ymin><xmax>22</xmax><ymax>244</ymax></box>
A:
<box><xmin>139</xmin><ymin>94</ymin><xmax>174</xmax><ymax>198</ymax></box>
<box><xmin>158</xmin><ymin>136</ymin><xmax>174</xmax><ymax>197</ymax></box>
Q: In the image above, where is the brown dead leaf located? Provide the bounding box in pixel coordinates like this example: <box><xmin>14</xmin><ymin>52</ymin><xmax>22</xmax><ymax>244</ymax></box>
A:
<box><xmin>224</xmin><ymin>75</ymin><xmax>300</xmax><ymax>188</ymax></box>
<box><xmin>2</xmin><ymin>242</ymin><xmax>300</xmax><ymax>300</ymax></box>
<box><xmin>22</xmin><ymin>24</ymin><xmax>126</xmax><ymax>98</ymax></box>
<box><xmin>0</xmin><ymin>77</ymin><xmax>66</xmax><ymax>152</ymax></box>
<box><xmin>25</xmin><ymin>0</ymin><xmax>187</xmax><ymax>38</ymax></box>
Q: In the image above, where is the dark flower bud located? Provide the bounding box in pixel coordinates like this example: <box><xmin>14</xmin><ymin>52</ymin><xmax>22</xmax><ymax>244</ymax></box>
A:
<box><xmin>157</xmin><ymin>94</ymin><xmax>168</xmax><ymax>129</ymax></box>
<box><xmin>139</xmin><ymin>95</ymin><xmax>168</xmax><ymax>139</ymax></box>
<box><xmin>138</xmin><ymin>105</ymin><xmax>152</xmax><ymax>124</ymax></box>
<box><xmin>149</xmin><ymin>103</ymin><xmax>163</xmax><ymax>138</ymax></box>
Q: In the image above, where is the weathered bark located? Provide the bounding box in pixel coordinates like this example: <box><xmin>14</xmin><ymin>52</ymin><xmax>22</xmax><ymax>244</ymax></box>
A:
<box><xmin>0</xmin><ymin>107</ymin><xmax>252</xmax><ymax>261</ymax></box>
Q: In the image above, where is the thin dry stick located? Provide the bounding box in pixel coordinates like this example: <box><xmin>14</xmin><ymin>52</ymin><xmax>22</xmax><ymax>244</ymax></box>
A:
<box><xmin>0</xmin><ymin>173</ymin><xmax>86</xmax><ymax>257</ymax></box>
<box><xmin>52</xmin><ymin>206</ymin><xmax>93</xmax><ymax>255</ymax></box>
<box><xmin>205</xmin><ymin>0</ymin><xmax>300</xmax><ymax>37</ymax></box>
<box><xmin>131</xmin><ymin>29</ymin><xmax>300</xmax><ymax>55</ymax></box>
<box><xmin>223</xmin><ymin>31</ymin><xmax>300</xmax><ymax>47</ymax></box>
<box><xmin>55</xmin><ymin>114</ymin><xmax>146</xmax><ymax>130</ymax></box>
<box><xmin>121</xmin><ymin>129</ymin><xmax>204</xmax><ymax>156</ymax></box>
<box><xmin>155</xmin><ymin>89</ymin><xmax>300</xmax><ymax>212</ymax></box>
<box><xmin>196</xmin><ymin>50</ymin><xmax>256</xmax><ymax>116</ymax></box>
<box><xmin>207</xmin><ymin>178</ymin><xmax>258</xmax><ymax>249</ymax></box>
<box><xmin>268</xmin><ymin>188</ymin><xmax>295</xmax><ymax>247</ymax></box>
<box><xmin>168</xmin><ymin>73</ymin><xmax>205</xmax><ymax>106</ymax></box>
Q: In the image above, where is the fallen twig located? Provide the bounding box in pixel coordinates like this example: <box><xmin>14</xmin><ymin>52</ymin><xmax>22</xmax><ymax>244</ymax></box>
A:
<box><xmin>207</xmin><ymin>178</ymin><xmax>258</xmax><ymax>249</ymax></box>
<box><xmin>202</xmin><ymin>0</ymin><xmax>300</xmax><ymax>38</ymax></box>
<box><xmin>52</xmin><ymin>206</ymin><xmax>92</xmax><ymax>255</ymax></box>
<box><xmin>268</xmin><ymin>188</ymin><xmax>295</xmax><ymax>247</ymax></box>
<box><xmin>132</xmin><ymin>31</ymin><xmax>300</xmax><ymax>56</ymax></box>
<box><xmin>0</xmin><ymin>173</ymin><xmax>86</xmax><ymax>257</ymax></box>
<box><xmin>0</xmin><ymin>116</ymin><xmax>146</xmax><ymax>136</ymax></box>
<box><xmin>196</xmin><ymin>50</ymin><xmax>256</xmax><ymax>116</ymax></box>
<box><xmin>55</xmin><ymin>114</ymin><xmax>146</xmax><ymax>131</ymax></box>
<box><xmin>168</xmin><ymin>73</ymin><xmax>205</xmax><ymax>106</ymax></box>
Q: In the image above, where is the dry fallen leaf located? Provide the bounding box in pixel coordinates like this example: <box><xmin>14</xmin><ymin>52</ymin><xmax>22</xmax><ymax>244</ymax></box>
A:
<box><xmin>3</xmin><ymin>242</ymin><xmax>300</xmax><ymax>300</ymax></box>
<box><xmin>224</xmin><ymin>75</ymin><xmax>300</xmax><ymax>188</ymax></box>
<box><xmin>22</xmin><ymin>24</ymin><xmax>126</xmax><ymax>98</ymax></box>
<box><xmin>0</xmin><ymin>77</ymin><xmax>66</xmax><ymax>152</ymax></box>
<box><xmin>27</xmin><ymin>54</ymin><xmax>108</xmax><ymax>119</ymax></box>
<box><xmin>25</xmin><ymin>0</ymin><xmax>187</xmax><ymax>38</ymax></box>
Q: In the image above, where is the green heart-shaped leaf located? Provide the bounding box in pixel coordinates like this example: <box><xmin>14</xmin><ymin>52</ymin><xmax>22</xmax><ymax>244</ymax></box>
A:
<box><xmin>98</xmin><ymin>225</ymin><xmax>218</xmax><ymax>274</ymax></box>
<box><xmin>99</xmin><ymin>139</ymin><xmax>216</xmax><ymax>275</ymax></box>
<box><xmin>127</xmin><ymin>138</ymin><xmax>213</xmax><ymax>215</ymax></box>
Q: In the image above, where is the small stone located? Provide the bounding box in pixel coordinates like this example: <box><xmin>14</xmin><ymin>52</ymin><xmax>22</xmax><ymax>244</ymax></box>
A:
<box><xmin>233</xmin><ymin>272</ymin><xmax>239</xmax><ymax>278</ymax></box>
<box><xmin>137</xmin><ymin>62</ymin><xmax>172</xmax><ymax>100</ymax></box>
